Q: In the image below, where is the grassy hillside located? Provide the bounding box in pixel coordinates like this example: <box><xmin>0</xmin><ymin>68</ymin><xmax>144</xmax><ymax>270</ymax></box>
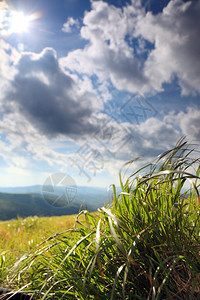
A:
<box><xmin>0</xmin><ymin>214</ymin><xmax>80</xmax><ymax>285</ymax></box>
<box><xmin>0</xmin><ymin>139</ymin><xmax>200</xmax><ymax>299</ymax></box>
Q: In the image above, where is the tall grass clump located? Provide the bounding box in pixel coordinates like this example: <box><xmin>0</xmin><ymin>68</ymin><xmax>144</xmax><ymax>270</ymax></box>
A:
<box><xmin>9</xmin><ymin>138</ymin><xmax>200</xmax><ymax>299</ymax></box>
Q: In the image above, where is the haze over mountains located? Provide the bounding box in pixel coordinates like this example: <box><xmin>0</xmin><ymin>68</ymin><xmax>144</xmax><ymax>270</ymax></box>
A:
<box><xmin>0</xmin><ymin>185</ymin><xmax>113</xmax><ymax>221</ymax></box>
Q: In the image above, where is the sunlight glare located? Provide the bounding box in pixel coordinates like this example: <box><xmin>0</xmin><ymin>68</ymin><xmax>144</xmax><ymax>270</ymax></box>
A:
<box><xmin>9</xmin><ymin>11</ymin><xmax>32</xmax><ymax>33</ymax></box>
<box><xmin>0</xmin><ymin>8</ymin><xmax>41</xmax><ymax>36</ymax></box>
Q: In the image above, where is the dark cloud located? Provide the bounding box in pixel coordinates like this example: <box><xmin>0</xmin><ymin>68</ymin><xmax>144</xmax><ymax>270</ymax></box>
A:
<box><xmin>5</xmin><ymin>48</ymin><xmax>99</xmax><ymax>137</ymax></box>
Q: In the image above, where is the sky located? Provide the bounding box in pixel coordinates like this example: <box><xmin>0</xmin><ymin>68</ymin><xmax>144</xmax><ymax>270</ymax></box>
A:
<box><xmin>0</xmin><ymin>0</ymin><xmax>200</xmax><ymax>188</ymax></box>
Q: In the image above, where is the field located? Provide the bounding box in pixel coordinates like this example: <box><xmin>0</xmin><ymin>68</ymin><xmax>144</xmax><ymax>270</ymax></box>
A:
<box><xmin>0</xmin><ymin>138</ymin><xmax>200</xmax><ymax>299</ymax></box>
<box><xmin>0</xmin><ymin>214</ymin><xmax>78</xmax><ymax>285</ymax></box>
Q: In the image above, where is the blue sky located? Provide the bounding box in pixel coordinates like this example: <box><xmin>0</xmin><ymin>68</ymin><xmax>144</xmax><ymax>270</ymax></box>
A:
<box><xmin>0</xmin><ymin>0</ymin><xmax>200</xmax><ymax>188</ymax></box>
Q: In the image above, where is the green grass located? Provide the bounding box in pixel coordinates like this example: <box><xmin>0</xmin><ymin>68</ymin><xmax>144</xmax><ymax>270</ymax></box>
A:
<box><xmin>0</xmin><ymin>214</ymin><xmax>78</xmax><ymax>286</ymax></box>
<box><xmin>1</xmin><ymin>138</ymin><xmax>200</xmax><ymax>299</ymax></box>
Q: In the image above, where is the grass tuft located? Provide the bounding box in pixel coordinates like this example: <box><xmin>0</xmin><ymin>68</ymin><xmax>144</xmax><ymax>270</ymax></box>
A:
<box><xmin>3</xmin><ymin>138</ymin><xmax>200</xmax><ymax>299</ymax></box>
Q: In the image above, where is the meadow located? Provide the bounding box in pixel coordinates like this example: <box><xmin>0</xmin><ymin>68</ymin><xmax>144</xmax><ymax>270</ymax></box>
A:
<box><xmin>0</xmin><ymin>138</ymin><xmax>200</xmax><ymax>299</ymax></box>
<box><xmin>0</xmin><ymin>215</ymin><xmax>78</xmax><ymax>286</ymax></box>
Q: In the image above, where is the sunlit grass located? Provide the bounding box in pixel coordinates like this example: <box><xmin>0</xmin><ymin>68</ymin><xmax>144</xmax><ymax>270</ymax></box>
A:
<box><xmin>1</xmin><ymin>138</ymin><xmax>200</xmax><ymax>299</ymax></box>
<box><xmin>0</xmin><ymin>214</ymin><xmax>78</xmax><ymax>286</ymax></box>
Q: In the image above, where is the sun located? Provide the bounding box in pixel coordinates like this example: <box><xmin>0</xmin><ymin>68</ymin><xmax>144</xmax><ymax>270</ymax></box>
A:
<box><xmin>0</xmin><ymin>7</ymin><xmax>41</xmax><ymax>36</ymax></box>
<box><xmin>9</xmin><ymin>11</ymin><xmax>33</xmax><ymax>34</ymax></box>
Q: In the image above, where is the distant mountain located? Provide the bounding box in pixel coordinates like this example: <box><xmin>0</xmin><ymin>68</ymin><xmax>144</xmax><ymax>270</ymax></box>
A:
<box><xmin>0</xmin><ymin>185</ymin><xmax>114</xmax><ymax>221</ymax></box>
<box><xmin>0</xmin><ymin>185</ymin><xmax>42</xmax><ymax>194</ymax></box>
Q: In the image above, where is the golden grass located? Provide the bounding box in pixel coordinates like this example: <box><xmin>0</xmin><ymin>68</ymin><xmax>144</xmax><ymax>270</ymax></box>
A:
<box><xmin>0</xmin><ymin>214</ymin><xmax>78</xmax><ymax>274</ymax></box>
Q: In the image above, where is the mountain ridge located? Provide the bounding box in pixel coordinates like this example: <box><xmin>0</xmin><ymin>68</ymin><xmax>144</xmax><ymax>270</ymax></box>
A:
<box><xmin>0</xmin><ymin>185</ymin><xmax>113</xmax><ymax>221</ymax></box>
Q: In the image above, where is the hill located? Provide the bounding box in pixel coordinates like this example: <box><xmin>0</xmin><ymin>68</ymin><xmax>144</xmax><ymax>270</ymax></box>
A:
<box><xmin>0</xmin><ymin>186</ymin><xmax>111</xmax><ymax>221</ymax></box>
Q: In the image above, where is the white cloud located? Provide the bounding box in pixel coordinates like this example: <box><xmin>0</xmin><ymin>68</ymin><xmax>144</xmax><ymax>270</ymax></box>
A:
<box><xmin>62</xmin><ymin>17</ymin><xmax>79</xmax><ymax>33</ymax></box>
<box><xmin>0</xmin><ymin>40</ymin><xmax>19</xmax><ymax>97</ymax></box>
<box><xmin>135</xmin><ymin>0</ymin><xmax>200</xmax><ymax>95</ymax></box>
<box><xmin>0</xmin><ymin>110</ymin><xmax>71</xmax><ymax>170</ymax></box>
<box><xmin>60</xmin><ymin>0</ymin><xmax>200</xmax><ymax>96</ymax></box>
<box><xmin>60</xmin><ymin>0</ymin><xmax>148</xmax><ymax>94</ymax></box>
<box><xmin>126</xmin><ymin>107</ymin><xmax>200</xmax><ymax>161</ymax></box>
<box><xmin>165</xmin><ymin>107</ymin><xmax>200</xmax><ymax>142</ymax></box>
<box><xmin>99</xmin><ymin>106</ymin><xmax>199</xmax><ymax>173</ymax></box>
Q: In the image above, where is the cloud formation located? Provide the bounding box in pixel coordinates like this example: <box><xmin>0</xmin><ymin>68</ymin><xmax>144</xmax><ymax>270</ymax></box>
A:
<box><xmin>4</xmin><ymin>47</ymin><xmax>102</xmax><ymax>137</ymax></box>
<box><xmin>61</xmin><ymin>0</ymin><xmax>200</xmax><ymax>95</ymax></box>
<box><xmin>62</xmin><ymin>17</ymin><xmax>80</xmax><ymax>33</ymax></box>
<box><xmin>165</xmin><ymin>107</ymin><xmax>200</xmax><ymax>142</ymax></box>
<box><xmin>135</xmin><ymin>0</ymin><xmax>200</xmax><ymax>95</ymax></box>
<box><xmin>0</xmin><ymin>0</ymin><xmax>199</xmax><ymax>187</ymax></box>
<box><xmin>2</xmin><ymin>0</ymin><xmax>199</xmax><ymax>143</ymax></box>
<box><xmin>60</xmin><ymin>1</ymin><xmax>148</xmax><ymax>94</ymax></box>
